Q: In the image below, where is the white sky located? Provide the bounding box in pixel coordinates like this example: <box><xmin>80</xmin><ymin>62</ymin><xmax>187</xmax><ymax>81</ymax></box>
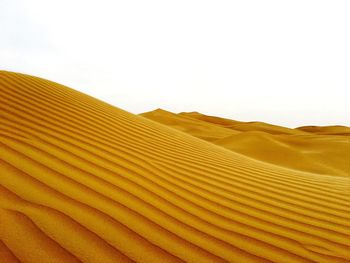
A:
<box><xmin>1</xmin><ymin>0</ymin><xmax>350</xmax><ymax>127</ymax></box>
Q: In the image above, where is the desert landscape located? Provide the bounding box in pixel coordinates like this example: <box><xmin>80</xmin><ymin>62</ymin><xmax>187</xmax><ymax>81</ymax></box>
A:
<box><xmin>0</xmin><ymin>70</ymin><xmax>350</xmax><ymax>262</ymax></box>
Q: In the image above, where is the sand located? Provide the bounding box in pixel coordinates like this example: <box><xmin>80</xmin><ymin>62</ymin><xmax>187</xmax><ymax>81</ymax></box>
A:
<box><xmin>1</xmin><ymin>71</ymin><xmax>350</xmax><ymax>262</ymax></box>
<box><xmin>143</xmin><ymin>110</ymin><xmax>350</xmax><ymax>177</ymax></box>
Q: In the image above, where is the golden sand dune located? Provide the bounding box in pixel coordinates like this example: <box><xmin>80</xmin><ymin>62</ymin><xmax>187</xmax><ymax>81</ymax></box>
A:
<box><xmin>214</xmin><ymin>132</ymin><xmax>350</xmax><ymax>177</ymax></box>
<box><xmin>141</xmin><ymin>109</ymin><xmax>239</xmax><ymax>142</ymax></box>
<box><xmin>178</xmin><ymin>112</ymin><xmax>309</xmax><ymax>135</ymax></box>
<box><xmin>297</xmin><ymin>126</ymin><xmax>350</xmax><ymax>136</ymax></box>
<box><xmin>144</xmin><ymin>110</ymin><xmax>350</xmax><ymax>177</ymax></box>
<box><xmin>1</xmin><ymin>71</ymin><xmax>350</xmax><ymax>263</ymax></box>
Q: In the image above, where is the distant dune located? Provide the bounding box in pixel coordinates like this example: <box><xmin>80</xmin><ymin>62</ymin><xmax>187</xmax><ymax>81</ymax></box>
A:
<box><xmin>143</xmin><ymin>110</ymin><xmax>350</xmax><ymax>177</ymax></box>
<box><xmin>1</xmin><ymin>71</ymin><xmax>350</xmax><ymax>262</ymax></box>
<box><xmin>297</xmin><ymin>126</ymin><xmax>350</xmax><ymax>136</ymax></box>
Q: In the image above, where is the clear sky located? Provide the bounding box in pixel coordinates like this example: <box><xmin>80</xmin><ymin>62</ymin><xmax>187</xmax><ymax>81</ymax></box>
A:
<box><xmin>1</xmin><ymin>0</ymin><xmax>350</xmax><ymax>127</ymax></box>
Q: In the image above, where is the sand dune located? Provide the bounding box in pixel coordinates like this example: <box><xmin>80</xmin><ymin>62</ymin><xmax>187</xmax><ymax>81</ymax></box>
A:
<box><xmin>178</xmin><ymin>112</ymin><xmax>308</xmax><ymax>135</ymax></box>
<box><xmin>144</xmin><ymin>110</ymin><xmax>350</xmax><ymax>177</ymax></box>
<box><xmin>297</xmin><ymin>126</ymin><xmax>350</xmax><ymax>136</ymax></box>
<box><xmin>141</xmin><ymin>109</ymin><xmax>239</xmax><ymax>141</ymax></box>
<box><xmin>1</xmin><ymin>71</ymin><xmax>350</xmax><ymax>262</ymax></box>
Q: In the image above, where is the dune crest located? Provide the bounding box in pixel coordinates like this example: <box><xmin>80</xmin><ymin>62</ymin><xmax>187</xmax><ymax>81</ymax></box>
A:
<box><xmin>1</xmin><ymin>71</ymin><xmax>350</xmax><ymax>262</ymax></box>
<box><xmin>143</xmin><ymin>109</ymin><xmax>350</xmax><ymax>177</ymax></box>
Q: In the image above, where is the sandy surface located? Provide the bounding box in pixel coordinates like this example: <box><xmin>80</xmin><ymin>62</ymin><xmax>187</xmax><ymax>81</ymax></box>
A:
<box><xmin>1</xmin><ymin>71</ymin><xmax>350</xmax><ymax>262</ymax></box>
<box><xmin>143</xmin><ymin>109</ymin><xmax>350</xmax><ymax>177</ymax></box>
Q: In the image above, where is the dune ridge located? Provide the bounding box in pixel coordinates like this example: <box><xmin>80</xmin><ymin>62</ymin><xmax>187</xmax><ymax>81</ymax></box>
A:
<box><xmin>143</xmin><ymin>110</ymin><xmax>350</xmax><ymax>177</ymax></box>
<box><xmin>1</xmin><ymin>71</ymin><xmax>350</xmax><ymax>262</ymax></box>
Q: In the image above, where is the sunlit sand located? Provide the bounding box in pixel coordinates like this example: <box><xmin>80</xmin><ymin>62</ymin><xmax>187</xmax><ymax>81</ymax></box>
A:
<box><xmin>1</xmin><ymin>71</ymin><xmax>350</xmax><ymax>262</ymax></box>
<box><xmin>142</xmin><ymin>109</ymin><xmax>350</xmax><ymax>177</ymax></box>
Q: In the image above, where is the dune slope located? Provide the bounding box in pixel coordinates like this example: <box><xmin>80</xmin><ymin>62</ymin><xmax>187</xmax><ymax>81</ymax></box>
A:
<box><xmin>143</xmin><ymin>110</ymin><xmax>350</xmax><ymax>177</ymax></box>
<box><xmin>1</xmin><ymin>71</ymin><xmax>350</xmax><ymax>262</ymax></box>
<box><xmin>141</xmin><ymin>109</ymin><xmax>239</xmax><ymax>141</ymax></box>
<box><xmin>297</xmin><ymin>126</ymin><xmax>350</xmax><ymax>136</ymax></box>
<box><xmin>178</xmin><ymin>112</ymin><xmax>309</xmax><ymax>135</ymax></box>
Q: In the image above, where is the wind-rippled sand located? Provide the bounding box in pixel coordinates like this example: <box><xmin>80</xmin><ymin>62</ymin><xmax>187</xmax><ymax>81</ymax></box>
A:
<box><xmin>1</xmin><ymin>71</ymin><xmax>350</xmax><ymax>262</ymax></box>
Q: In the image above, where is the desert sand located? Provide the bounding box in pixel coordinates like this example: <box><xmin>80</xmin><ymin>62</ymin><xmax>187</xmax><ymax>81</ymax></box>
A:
<box><xmin>0</xmin><ymin>71</ymin><xmax>350</xmax><ymax>262</ymax></box>
<box><xmin>142</xmin><ymin>109</ymin><xmax>350</xmax><ymax>177</ymax></box>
